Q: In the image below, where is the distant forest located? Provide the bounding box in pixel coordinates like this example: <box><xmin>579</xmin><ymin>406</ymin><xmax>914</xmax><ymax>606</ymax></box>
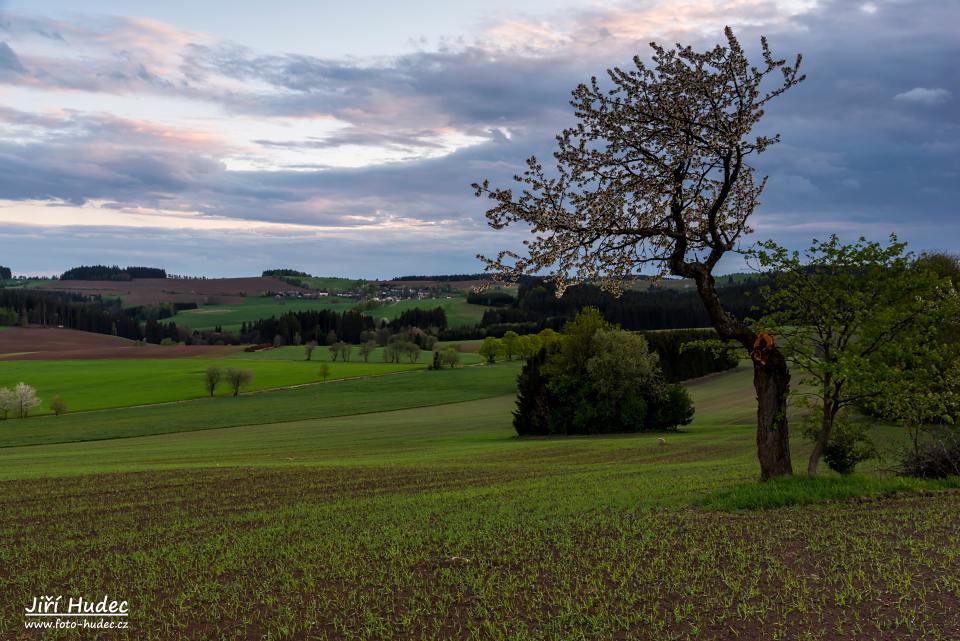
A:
<box><xmin>0</xmin><ymin>266</ymin><xmax>11</xmax><ymax>280</ymax></box>
<box><xmin>61</xmin><ymin>265</ymin><xmax>167</xmax><ymax>280</ymax></box>
<box><xmin>392</xmin><ymin>274</ymin><xmax>491</xmax><ymax>282</ymax></box>
<box><xmin>442</xmin><ymin>276</ymin><xmax>772</xmax><ymax>339</ymax></box>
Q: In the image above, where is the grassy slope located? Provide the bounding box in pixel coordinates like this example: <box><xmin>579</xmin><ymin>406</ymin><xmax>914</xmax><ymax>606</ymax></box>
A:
<box><xmin>366</xmin><ymin>297</ymin><xmax>487</xmax><ymax>328</ymax></box>
<box><xmin>173</xmin><ymin>294</ymin><xmax>488</xmax><ymax>332</ymax></box>
<box><xmin>229</xmin><ymin>344</ymin><xmax>482</xmax><ymax>365</ymax></box>
<box><xmin>173</xmin><ymin>296</ymin><xmax>357</xmax><ymax>331</ymax></box>
<box><xmin>0</xmin><ymin>355</ymin><xmax>424</xmax><ymax>413</ymax></box>
<box><xmin>1</xmin><ymin>363</ymin><xmax>957</xmax><ymax>639</ymax></box>
<box><xmin>0</xmin><ymin>362</ymin><xmax>520</xmax><ymax>448</ymax></box>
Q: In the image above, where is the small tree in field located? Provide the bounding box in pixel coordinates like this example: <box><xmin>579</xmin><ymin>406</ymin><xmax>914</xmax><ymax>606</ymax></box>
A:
<box><xmin>474</xmin><ymin>28</ymin><xmax>804</xmax><ymax>479</ymax></box>
<box><xmin>304</xmin><ymin>340</ymin><xmax>318</xmax><ymax>361</ymax></box>
<box><xmin>14</xmin><ymin>382</ymin><xmax>41</xmax><ymax>418</ymax></box>
<box><xmin>204</xmin><ymin>366</ymin><xmax>222</xmax><ymax>397</ymax></box>
<box><xmin>225</xmin><ymin>368</ymin><xmax>253</xmax><ymax>397</ymax></box>
<box><xmin>441</xmin><ymin>347</ymin><xmax>461</xmax><ymax>369</ymax></box>
<box><xmin>479</xmin><ymin>337</ymin><xmax>502</xmax><ymax>364</ymax></box>
<box><xmin>0</xmin><ymin>387</ymin><xmax>16</xmax><ymax>419</ymax></box>
<box><xmin>756</xmin><ymin>235</ymin><xmax>960</xmax><ymax>475</ymax></box>
<box><xmin>50</xmin><ymin>395</ymin><xmax>67</xmax><ymax>416</ymax></box>
<box><xmin>318</xmin><ymin>363</ymin><xmax>330</xmax><ymax>382</ymax></box>
<box><xmin>359</xmin><ymin>340</ymin><xmax>376</xmax><ymax>362</ymax></box>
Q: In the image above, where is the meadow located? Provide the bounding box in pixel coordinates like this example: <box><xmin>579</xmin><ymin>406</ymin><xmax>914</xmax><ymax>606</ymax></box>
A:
<box><xmin>171</xmin><ymin>294</ymin><xmax>489</xmax><ymax>332</ymax></box>
<box><xmin>0</xmin><ymin>343</ymin><xmax>486</xmax><ymax>414</ymax></box>
<box><xmin>1</xmin><ymin>362</ymin><xmax>958</xmax><ymax>640</ymax></box>
<box><xmin>171</xmin><ymin>296</ymin><xmax>358</xmax><ymax>331</ymax></box>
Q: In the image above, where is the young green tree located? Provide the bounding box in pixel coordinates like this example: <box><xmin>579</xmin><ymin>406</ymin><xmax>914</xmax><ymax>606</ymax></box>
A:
<box><xmin>501</xmin><ymin>331</ymin><xmax>521</xmax><ymax>360</ymax></box>
<box><xmin>757</xmin><ymin>235</ymin><xmax>960</xmax><ymax>475</ymax></box>
<box><xmin>318</xmin><ymin>363</ymin><xmax>331</xmax><ymax>382</ymax></box>
<box><xmin>478</xmin><ymin>337</ymin><xmax>502</xmax><ymax>364</ymax></box>
<box><xmin>304</xmin><ymin>340</ymin><xmax>318</xmax><ymax>361</ymax></box>
<box><xmin>474</xmin><ymin>29</ymin><xmax>804</xmax><ymax>479</ymax></box>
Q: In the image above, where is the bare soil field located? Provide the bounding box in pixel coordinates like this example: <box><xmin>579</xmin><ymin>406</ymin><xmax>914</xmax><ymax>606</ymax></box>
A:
<box><xmin>34</xmin><ymin>276</ymin><xmax>308</xmax><ymax>305</ymax></box>
<box><xmin>0</xmin><ymin>327</ymin><xmax>238</xmax><ymax>360</ymax></box>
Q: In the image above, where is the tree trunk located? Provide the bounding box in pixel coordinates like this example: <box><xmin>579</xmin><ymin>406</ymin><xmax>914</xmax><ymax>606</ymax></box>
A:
<box><xmin>807</xmin><ymin>404</ymin><xmax>834</xmax><ymax>476</ymax></box>
<box><xmin>753</xmin><ymin>348</ymin><xmax>793</xmax><ymax>480</ymax></box>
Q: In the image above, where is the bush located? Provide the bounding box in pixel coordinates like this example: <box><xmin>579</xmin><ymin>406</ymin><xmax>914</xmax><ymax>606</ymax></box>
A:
<box><xmin>641</xmin><ymin>329</ymin><xmax>739</xmax><ymax>382</ymax></box>
<box><xmin>900</xmin><ymin>429</ymin><xmax>960</xmax><ymax>479</ymax></box>
<box><xmin>646</xmin><ymin>386</ymin><xmax>695</xmax><ymax>431</ymax></box>
<box><xmin>513</xmin><ymin>309</ymin><xmax>695</xmax><ymax>436</ymax></box>
<box><xmin>823</xmin><ymin>422</ymin><xmax>877</xmax><ymax>475</ymax></box>
<box><xmin>50</xmin><ymin>395</ymin><xmax>67</xmax><ymax>416</ymax></box>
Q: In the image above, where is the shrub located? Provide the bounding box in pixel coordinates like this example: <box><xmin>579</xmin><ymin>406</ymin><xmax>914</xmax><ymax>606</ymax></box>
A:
<box><xmin>823</xmin><ymin>421</ymin><xmax>877</xmax><ymax>475</ymax></box>
<box><xmin>900</xmin><ymin>429</ymin><xmax>960</xmax><ymax>479</ymax></box>
<box><xmin>646</xmin><ymin>386</ymin><xmax>695</xmax><ymax>431</ymax></box>
<box><xmin>50</xmin><ymin>395</ymin><xmax>67</xmax><ymax>416</ymax></box>
<box><xmin>514</xmin><ymin>309</ymin><xmax>695</xmax><ymax>436</ymax></box>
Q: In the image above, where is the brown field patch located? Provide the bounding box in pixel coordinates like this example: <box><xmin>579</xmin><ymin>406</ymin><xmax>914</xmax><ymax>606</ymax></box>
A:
<box><xmin>0</xmin><ymin>327</ymin><xmax>240</xmax><ymax>360</ymax></box>
<box><xmin>33</xmin><ymin>276</ymin><xmax>308</xmax><ymax>305</ymax></box>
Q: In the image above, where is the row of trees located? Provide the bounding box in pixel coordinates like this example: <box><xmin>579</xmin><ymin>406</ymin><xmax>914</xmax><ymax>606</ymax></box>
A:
<box><xmin>60</xmin><ymin>265</ymin><xmax>167</xmax><ymax>280</ymax></box>
<box><xmin>203</xmin><ymin>367</ymin><xmax>254</xmax><ymax>397</ymax></box>
<box><xmin>0</xmin><ymin>383</ymin><xmax>61</xmax><ymax>419</ymax></box>
<box><xmin>244</xmin><ymin>309</ymin><xmax>375</xmax><ymax>346</ymax></box>
<box><xmin>477</xmin><ymin>327</ymin><xmax>738</xmax><ymax>382</ymax></box>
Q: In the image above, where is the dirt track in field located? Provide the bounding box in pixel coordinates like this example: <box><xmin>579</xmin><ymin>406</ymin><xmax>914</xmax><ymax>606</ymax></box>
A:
<box><xmin>0</xmin><ymin>327</ymin><xmax>239</xmax><ymax>360</ymax></box>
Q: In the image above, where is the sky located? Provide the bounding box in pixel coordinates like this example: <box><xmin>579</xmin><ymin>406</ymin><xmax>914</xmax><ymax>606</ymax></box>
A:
<box><xmin>0</xmin><ymin>0</ymin><xmax>956</xmax><ymax>278</ymax></box>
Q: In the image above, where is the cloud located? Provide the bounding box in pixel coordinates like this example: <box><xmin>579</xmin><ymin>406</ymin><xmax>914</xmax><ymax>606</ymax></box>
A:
<box><xmin>0</xmin><ymin>40</ymin><xmax>24</xmax><ymax>74</ymax></box>
<box><xmin>894</xmin><ymin>87</ymin><xmax>951</xmax><ymax>105</ymax></box>
<box><xmin>0</xmin><ymin>0</ymin><xmax>956</xmax><ymax>275</ymax></box>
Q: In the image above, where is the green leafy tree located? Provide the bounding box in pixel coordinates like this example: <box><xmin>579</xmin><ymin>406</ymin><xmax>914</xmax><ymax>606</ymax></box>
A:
<box><xmin>501</xmin><ymin>331</ymin><xmax>521</xmax><ymax>360</ymax></box>
<box><xmin>478</xmin><ymin>337</ymin><xmax>502</xmax><ymax>364</ymax></box>
<box><xmin>757</xmin><ymin>235</ymin><xmax>960</xmax><ymax>475</ymax></box>
<box><xmin>304</xmin><ymin>340</ymin><xmax>317</xmax><ymax>361</ymax></box>
<box><xmin>318</xmin><ymin>363</ymin><xmax>330</xmax><ymax>382</ymax></box>
<box><xmin>517</xmin><ymin>334</ymin><xmax>541</xmax><ymax>360</ymax></box>
<box><xmin>474</xmin><ymin>29</ymin><xmax>803</xmax><ymax>478</ymax></box>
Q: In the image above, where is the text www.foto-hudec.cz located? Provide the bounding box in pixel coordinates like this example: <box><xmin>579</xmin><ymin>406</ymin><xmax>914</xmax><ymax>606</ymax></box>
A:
<box><xmin>23</xmin><ymin>595</ymin><xmax>130</xmax><ymax>630</ymax></box>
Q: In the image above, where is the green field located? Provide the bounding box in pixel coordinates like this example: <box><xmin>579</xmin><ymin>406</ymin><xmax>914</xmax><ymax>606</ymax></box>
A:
<box><xmin>368</xmin><ymin>296</ymin><xmax>488</xmax><ymax>328</ymax></box>
<box><xmin>0</xmin><ymin>354</ymin><xmax>426</xmax><ymax>414</ymax></box>
<box><xmin>172</xmin><ymin>294</ymin><xmax>489</xmax><ymax>332</ymax></box>
<box><xmin>289</xmin><ymin>275</ymin><xmax>363</xmax><ymax>293</ymax></box>
<box><xmin>172</xmin><ymin>296</ymin><xmax>358</xmax><ymax>331</ymax></box>
<box><xmin>1</xmin><ymin>362</ymin><xmax>958</xmax><ymax>639</ymax></box>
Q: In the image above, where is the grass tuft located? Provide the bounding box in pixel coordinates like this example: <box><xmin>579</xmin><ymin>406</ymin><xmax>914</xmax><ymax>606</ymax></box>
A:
<box><xmin>697</xmin><ymin>473</ymin><xmax>960</xmax><ymax>511</ymax></box>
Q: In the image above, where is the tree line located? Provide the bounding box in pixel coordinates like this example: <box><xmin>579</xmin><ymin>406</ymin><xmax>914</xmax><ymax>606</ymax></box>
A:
<box><xmin>60</xmin><ymin>265</ymin><xmax>167</xmax><ymax>280</ymax></box>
